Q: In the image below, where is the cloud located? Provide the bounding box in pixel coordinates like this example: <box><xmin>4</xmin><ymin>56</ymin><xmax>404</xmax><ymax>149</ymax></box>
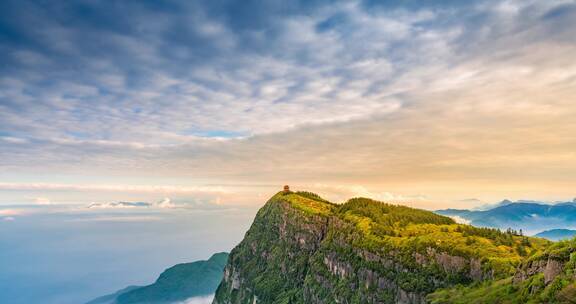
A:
<box><xmin>0</xmin><ymin>209</ymin><xmax>21</xmax><ymax>221</ymax></box>
<box><xmin>0</xmin><ymin>209</ymin><xmax>22</xmax><ymax>216</ymax></box>
<box><xmin>175</xmin><ymin>294</ymin><xmax>214</xmax><ymax>304</ymax></box>
<box><xmin>448</xmin><ymin>215</ymin><xmax>471</xmax><ymax>225</ymax></box>
<box><xmin>0</xmin><ymin>0</ymin><xmax>455</xmax><ymax>146</ymax></box>
<box><xmin>87</xmin><ymin>198</ymin><xmax>177</xmax><ymax>209</ymax></box>
<box><xmin>157</xmin><ymin>198</ymin><xmax>176</xmax><ymax>208</ymax></box>
<box><xmin>35</xmin><ymin>197</ymin><xmax>51</xmax><ymax>205</ymax></box>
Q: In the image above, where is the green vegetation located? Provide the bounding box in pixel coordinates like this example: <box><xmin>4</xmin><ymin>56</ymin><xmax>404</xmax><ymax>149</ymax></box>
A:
<box><xmin>429</xmin><ymin>238</ymin><xmax>576</xmax><ymax>304</ymax></box>
<box><xmin>273</xmin><ymin>191</ymin><xmax>335</xmax><ymax>215</ymax></box>
<box><xmin>334</xmin><ymin>198</ymin><xmax>546</xmax><ymax>280</ymax></box>
<box><xmin>213</xmin><ymin>191</ymin><xmax>553</xmax><ymax>304</ymax></box>
<box><xmin>339</xmin><ymin>197</ymin><xmax>455</xmax><ymax>227</ymax></box>
<box><xmin>294</xmin><ymin>191</ymin><xmax>333</xmax><ymax>204</ymax></box>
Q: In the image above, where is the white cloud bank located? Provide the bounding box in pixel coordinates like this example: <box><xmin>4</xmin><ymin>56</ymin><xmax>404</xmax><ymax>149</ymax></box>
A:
<box><xmin>449</xmin><ymin>216</ymin><xmax>471</xmax><ymax>225</ymax></box>
<box><xmin>87</xmin><ymin>198</ymin><xmax>177</xmax><ymax>209</ymax></box>
<box><xmin>176</xmin><ymin>294</ymin><xmax>214</xmax><ymax>304</ymax></box>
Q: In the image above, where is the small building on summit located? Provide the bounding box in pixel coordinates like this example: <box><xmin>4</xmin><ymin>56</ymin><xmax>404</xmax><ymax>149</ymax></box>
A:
<box><xmin>283</xmin><ymin>185</ymin><xmax>290</xmax><ymax>192</ymax></box>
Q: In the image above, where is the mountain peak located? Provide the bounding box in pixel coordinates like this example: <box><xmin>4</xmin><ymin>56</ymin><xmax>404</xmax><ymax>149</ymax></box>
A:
<box><xmin>213</xmin><ymin>190</ymin><xmax>547</xmax><ymax>304</ymax></box>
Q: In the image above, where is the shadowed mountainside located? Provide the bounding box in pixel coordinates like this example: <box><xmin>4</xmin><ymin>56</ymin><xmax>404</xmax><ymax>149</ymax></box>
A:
<box><xmin>535</xmin><ymin>229</ymin><xmax>576</xmax><ymax>242</ymax></box>
<box><xmin>87</xmin><ymin>252</ymin><xmax>228</xmax><ymax>304</ymax></box>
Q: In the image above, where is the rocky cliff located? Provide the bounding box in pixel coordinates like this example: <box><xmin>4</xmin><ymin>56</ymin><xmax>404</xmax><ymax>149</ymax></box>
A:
<box><xmin>213</xmin><ymin>191</ymin><xmax>544</xmax><ymax>304</ymax></box>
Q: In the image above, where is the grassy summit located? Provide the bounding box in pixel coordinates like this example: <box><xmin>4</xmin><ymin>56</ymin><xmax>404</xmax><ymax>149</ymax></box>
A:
<box><xmin>271</xmin><ymin>190</ymin><xmax>336</xmax><ymax>215</ymax></box>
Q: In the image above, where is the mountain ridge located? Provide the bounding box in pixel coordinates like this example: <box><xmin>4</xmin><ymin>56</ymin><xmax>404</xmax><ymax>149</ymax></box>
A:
<box><xmin>212</xmin><ymin>190</ymin><xmax>548</xmax><ymax>304</ymax></box>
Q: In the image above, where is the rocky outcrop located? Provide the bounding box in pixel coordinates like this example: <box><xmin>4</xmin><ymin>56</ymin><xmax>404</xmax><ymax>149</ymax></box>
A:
<box><xmin>213</xmin><ymin>194</ymin><xmax>329</xmax><ymax>304</ymax></box>
<box><xmin>513</xmin><ymin>257</ymin><xmax>565</xmax><ymax>286</ymax></box>
<box><xmin>544</xmin><ymin>259</ymin><xmax>563</xmax><ymax>284</ymax></box>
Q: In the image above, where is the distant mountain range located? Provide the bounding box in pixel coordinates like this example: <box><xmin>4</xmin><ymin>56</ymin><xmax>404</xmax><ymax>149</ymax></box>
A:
<box><xmin>534</xmin><ymin>229</ymin><xmax>576</xmax><ymax>241</ymax></box>
<box><xmin>87</xmin><ymin>252</ymin><xmax>228</xmax><ymax>304</ymax></box>
<box><xmin>436</xmin><ymin>199</ymin><xmax>576</xmax><ymax>237</ymax></box>
<box><xmin>87</xmin><ymin>286</ymin><xmax>140</xmax><ymax>304</ymax></box>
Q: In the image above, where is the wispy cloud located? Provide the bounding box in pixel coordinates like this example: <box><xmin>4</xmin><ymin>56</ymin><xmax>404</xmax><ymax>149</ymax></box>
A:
<box><xmin>68</xmin><ymin>216</ymin><xmax>163</xmax><ymax>222</ymax></box>
<box><xmin>0</xmin><ymin>209</ymin><xmax>22</xmax><ymax>216</ymax></box>
<box><xmin>0</xmin><ymin>183</ymin><xmax>228</xmax><ymax>194</ymax></box>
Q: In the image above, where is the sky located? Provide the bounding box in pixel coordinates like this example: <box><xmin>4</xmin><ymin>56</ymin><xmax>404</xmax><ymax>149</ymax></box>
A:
<box><xmin>1</xmin><ymin>0</ymin><xmax>576</xmax><ymax>208</ymax></box>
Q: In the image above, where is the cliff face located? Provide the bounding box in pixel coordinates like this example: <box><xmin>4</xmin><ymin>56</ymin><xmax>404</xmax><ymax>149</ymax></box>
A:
<box><xmin>213</xmin><ymin>191</ymin><xmax>543</xmax><ymax>304</ymax></box>
<box><xmin>508</xmin><ymin>240</ymin><xmax>576</xmax><ymax>302</ymax></box>
<box><xmin>214</xmin><ymin>192</ymin><xmax>330</xmax><ymax>304</ymax></box>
